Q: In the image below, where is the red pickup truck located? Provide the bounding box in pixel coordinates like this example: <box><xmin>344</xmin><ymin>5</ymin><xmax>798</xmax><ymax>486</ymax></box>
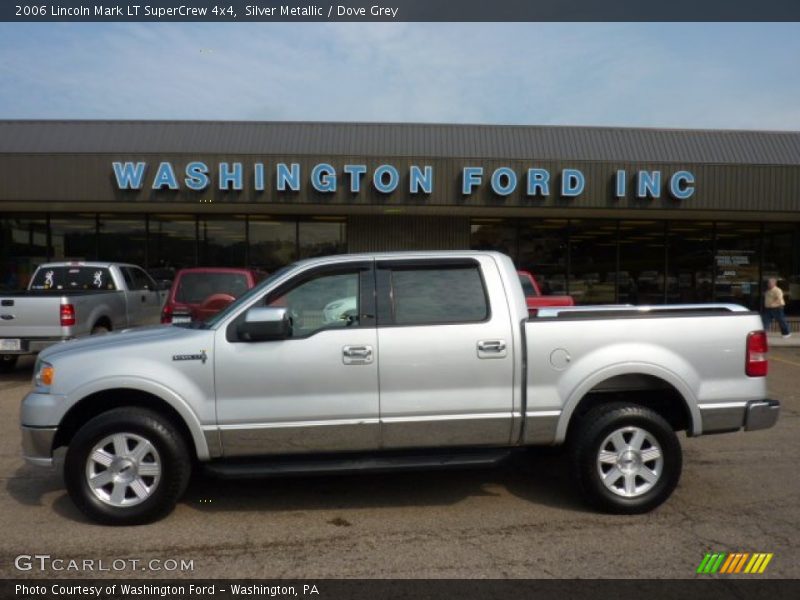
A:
<box><xmin>517</xmin><ymin>270</ymin><xmax>575</xmax><ymax>310</ymax></box>
<box><xmin>161</xmin><ymin>267</ymin><xmax>265</xmax><ymax>324</ymax></box>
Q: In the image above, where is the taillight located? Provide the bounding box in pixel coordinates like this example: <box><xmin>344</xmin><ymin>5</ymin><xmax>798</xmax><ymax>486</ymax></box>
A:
<box><xmin>161</xmin><ymin>303</ymin><xmax>173</xmax><ymax>324</ymax></box>
<box><xmin>745</xmin><ymin>331</ymin><xmax>768</xmax><ymax>377</ymax></box>
<box><xmin>60</xmin><ymin>304</ymin><xmax>76</xmax><ymax>327</ymax></box>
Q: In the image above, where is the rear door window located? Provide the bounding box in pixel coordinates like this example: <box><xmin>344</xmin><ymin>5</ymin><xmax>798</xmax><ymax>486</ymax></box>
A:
<box><xmin>387</xmin><ymin>265</ymin><xmax>489</xmax><ymax>325</ymax></box>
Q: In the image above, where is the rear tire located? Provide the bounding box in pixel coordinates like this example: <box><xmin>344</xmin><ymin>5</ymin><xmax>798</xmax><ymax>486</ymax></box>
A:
<box><xmin>0</xmin><ymin>355</ymin><xmax>18</xmax><ymax>373</ymax></box>
<box><xmin>64</xmin><ymin>408</ymin><xmax>191</xmax><ymax>525</ymax></box>
<box><xmin>570</xmin><ymin>403</ymin><xmax>682</xmax><ymax>514</ymax></box>
<box><xmin>91</xmin><ymin>324</ymin><xmax>110</xmax><ymax>335</ymax></box>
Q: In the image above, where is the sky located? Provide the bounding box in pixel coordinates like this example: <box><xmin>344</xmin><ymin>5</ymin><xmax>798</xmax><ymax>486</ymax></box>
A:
<box><xmin>0</xmin><ymin>22</ymin><xmax>799</xmax><ymax>129</ymax></box>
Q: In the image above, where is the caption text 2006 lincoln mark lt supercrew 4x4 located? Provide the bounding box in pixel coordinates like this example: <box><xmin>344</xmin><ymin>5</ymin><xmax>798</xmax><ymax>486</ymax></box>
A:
<box><xmin>19</xmin><ymin>251</ymin><xmax>779</xmax><ymax>525</ymax></box>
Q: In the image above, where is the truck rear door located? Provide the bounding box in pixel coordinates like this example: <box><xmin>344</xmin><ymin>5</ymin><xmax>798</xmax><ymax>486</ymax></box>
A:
<box><xmin>375</xmin><ymin>257</ymin><xmax>515</xmax><ymax>448</ymax></box>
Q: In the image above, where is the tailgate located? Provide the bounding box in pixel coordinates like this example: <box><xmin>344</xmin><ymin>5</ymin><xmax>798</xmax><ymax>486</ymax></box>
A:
<box><xmin>0</xmin><ymin>295</ymin><xmax>64</xmax><ymax>338</ymax></box>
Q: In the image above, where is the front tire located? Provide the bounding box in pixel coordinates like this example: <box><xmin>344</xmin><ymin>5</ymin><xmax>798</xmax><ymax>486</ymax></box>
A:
<box><xmin>64</xmin><ymin>408</ymin><xmax>191</xmax><ymax>525</ymax></box>
<box><xmin>570</xmin><ymin>403</ymin><xmax>682</xmax><ymax>514</ymax></box>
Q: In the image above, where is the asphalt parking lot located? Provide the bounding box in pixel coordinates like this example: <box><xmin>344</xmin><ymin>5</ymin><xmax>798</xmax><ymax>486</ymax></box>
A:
<box><xmin>0</xmin><ymin>350</ymin><xmax>798</xmax><ymax>580</ymax></box>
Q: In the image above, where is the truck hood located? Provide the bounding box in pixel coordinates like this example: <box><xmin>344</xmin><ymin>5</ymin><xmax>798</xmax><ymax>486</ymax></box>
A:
<box><xmin>39</xmin><ymin>324</ymin><xmax>206</xmax><ymax>362</ymax></box>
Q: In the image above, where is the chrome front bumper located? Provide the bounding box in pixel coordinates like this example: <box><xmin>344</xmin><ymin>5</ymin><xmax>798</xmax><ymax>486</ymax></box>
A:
<box><xmin>21</xmin><ymin>426</ymin><xmax>57</xmax><ymax>467</ymax></box>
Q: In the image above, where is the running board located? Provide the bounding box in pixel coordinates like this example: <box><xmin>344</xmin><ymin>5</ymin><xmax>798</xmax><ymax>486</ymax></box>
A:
<box><xmin>203</xmin><ymin>448</ymin><xmax>514</xmax><ymax>479</ymax></box>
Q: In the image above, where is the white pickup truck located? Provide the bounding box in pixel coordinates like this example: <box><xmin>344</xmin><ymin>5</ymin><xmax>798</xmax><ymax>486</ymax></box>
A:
<box><xmin>1</xmin><ymin>262</ymin><xmax>165</xmax><ymax>372</ymax></box>
<box><xmin>20</xmin><ymin>251</ymin><xmax>778</xmax><ymax>525</ymax></box>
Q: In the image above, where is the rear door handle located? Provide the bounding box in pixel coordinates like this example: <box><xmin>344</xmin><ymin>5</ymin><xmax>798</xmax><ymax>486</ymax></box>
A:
<box><xmin>343</xmin><ymin>345</ymin><xmax>373</xmax><ymax>365</ymax></box>
<box><xmin>477</xmin><ymin>339</ymin><xmax>507</xmax><ymax>358</ymax></box>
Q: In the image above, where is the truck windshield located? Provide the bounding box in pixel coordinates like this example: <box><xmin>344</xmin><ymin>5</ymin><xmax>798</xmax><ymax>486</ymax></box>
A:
<box><xmin>197</xmin><ymin>266</ymin><xmax>291</xmax><ymax>329</ymax></box>
<box><xmin>29</xmin><ymin>267</ymin><xmax>116</xmax><ymax>291</ymax></box>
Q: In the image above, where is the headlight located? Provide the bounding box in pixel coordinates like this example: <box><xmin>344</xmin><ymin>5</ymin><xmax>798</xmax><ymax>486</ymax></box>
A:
<box><xmin>34</xmin><ymin>360</ymin><xmax>55</xmax><ymax>390</ymax></box>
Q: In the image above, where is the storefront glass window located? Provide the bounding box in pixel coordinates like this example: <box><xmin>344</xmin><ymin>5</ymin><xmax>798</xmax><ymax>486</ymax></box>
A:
<box><xmin>0</xmin><ymin>215</ymin><xmax>48</xmax><ymax>289</ymax></box>
<box><xmin>470</xmin><ymin>220</ymin><xmax>516</xmax><ymax>258</ymax></box>
<box><xmin>98</xmin><ymin>215</ymin><xmax>147</xmax><ymax>266</ymax></box>
<box><xmin>299</xmin><ymin>219</ymin><xmax>346</xmax><ymax>259</ymax></box>
<box><xmin>667</xmin><ymin>221</ymin><xmax>714</xmax><ymax>304</ymax></box>
<box><xmin>148</xmin><ymin>215</ymin><xmax>197</xmax><ymax>271</ymax></box>
<box><xmin>763</xmin><ymin>223</ymin><xmax>799</xmax><ymax>316</ymax></box>
<box><xmin>569</xmin><ymin>220</ymin><xmax>619</xmax><ymax>304</ymax></box>
<box><xmin>517</xmin><ymin>219</ymin><xmax>569</xmax><ymax>295</ymax></box>
<box><xmin>714</xmin><ymin>222</ymin><xmax>762</xmax><ymax>310</ymax></box>
<box><xmin>199</xmin><ymin>216</ymin><xmax>247</xmax><ymax>267</ymax></box>
<box><xmin>49</xmin><ymin>214</ymin><xmax>97</xmax><ymax>262</ymax></box>
<box><xmin>248</xmin><ymin>219</ymin><xmax>297</xmax><ymax>272</ymax></box>
<box><xmin>619</xmin><ymin>221</ymin><xmax>667</xmax><ymax>305</ymax></box>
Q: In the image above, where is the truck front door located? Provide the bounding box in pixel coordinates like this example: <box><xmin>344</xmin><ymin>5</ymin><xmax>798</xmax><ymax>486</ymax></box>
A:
<box><xmin>214</xmin><ymin>262</ymin><xmax>380</xmax><ymax>456</ymax></box>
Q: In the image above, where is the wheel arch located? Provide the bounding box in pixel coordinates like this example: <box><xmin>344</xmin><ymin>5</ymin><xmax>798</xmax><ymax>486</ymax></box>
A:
<box><xmin>556</xmin><ymin>364</ymin><xmax>701</xmax><ymax>444</ymax></box>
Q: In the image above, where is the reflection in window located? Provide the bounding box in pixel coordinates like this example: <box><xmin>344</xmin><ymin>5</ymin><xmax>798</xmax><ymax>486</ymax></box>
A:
<box><xmin>148</xmin><ymin>215</ymin><xmax>197</xmax><ymax>270</ymax></box>
<box><xmin>763</xmin><ymin>223</ymin><xmax>799</xmax><ymax>316</ymax></box>
<box><xmin>49</xmin><ymin>214</ymin><xmax>97</xmax><ymax>262</ymax></box>
<box><xmin>619</xmin><ymin>221</ymin><xmax>666</xmax><ymax>305</ymax></box>
<box><xmin>249</xmin><ymin>219</ymin><xmax>296</xmax><ymax>272</ymax></box>
<box><xmin>299</xmin><ymin>220</ymin><xmax>346</xmax><ymax>259</ymax></box>
<box><xmin>0</xmin><ymin>215</ymin><xmax>48</xmax><ymax>290</ymax></box>
<box><xmin>715</xmin><ymin>222</ymin><xmax>762</xmax><ymax>310</ymax></box>
<box><xmin>667</xmin><ymin>221</ymin><xmax>714</xmax><ymax>304</ymax></box>
<box><xmin>517</xmin><ymin>220</ymin><xmax>569</xmax><ymax>295</ymax></box>
<box><xmin>470</xmin><ymin>220</ymin><xmax>516</xmax><ymax>257</ymax></box>
<box><xmin>199</xmin><ymin>217</ymin><xmax>247</xmax><ymax>266</ymax></box>
<box><xmin>270</xmin><ymin>272</ymin><xmax>359</xmax><ymax>336</ymax></box>
<box><xmin>98</xmin><ymin>215</ymin><xmax>146</xmax><ymax>265</ymax></box>
<box><xmin>569</xmin><ymin>220</ymin><xmax>618</xmax><ymax>304</ymax></box>
<box><xmin>391</xmin><ymin>267</ymin><xmax>488</xmax><ymax>325</ymax></box>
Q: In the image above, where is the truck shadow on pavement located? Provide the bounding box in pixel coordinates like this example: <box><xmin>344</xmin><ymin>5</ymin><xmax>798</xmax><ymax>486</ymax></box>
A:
<box><xmin>7</xmin><ymin>449</ymin><xmax>589</xmax><ymax>525</ymax></box>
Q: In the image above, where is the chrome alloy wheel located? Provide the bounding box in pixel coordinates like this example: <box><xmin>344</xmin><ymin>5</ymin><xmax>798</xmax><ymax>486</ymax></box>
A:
<box><xmin>85</xmin><ymin>433</ymin><xmax>161</xmax><ymax>507</ymax></box>
<box><xmin>596</xmin><ymin>426</ymin><xmax>663</xmax><ymax>498</ymax></box>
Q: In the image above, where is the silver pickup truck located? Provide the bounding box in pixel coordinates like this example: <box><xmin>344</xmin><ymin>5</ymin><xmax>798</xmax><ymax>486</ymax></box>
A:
<box><xmin>19</xmin><ymin>251</ymin><xmax>779</xmax><ymax>525</ymax></box>
<box><xmin>1</xmin><ymin>262</ymin><xmax>164</xmax><ymax>372</ymax></box>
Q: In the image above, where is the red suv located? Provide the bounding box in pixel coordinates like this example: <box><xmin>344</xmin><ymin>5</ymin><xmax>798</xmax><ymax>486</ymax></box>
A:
<box><xmin>161</xmin><ymin>267</ymin><xmax>265</xmax><ymax>324</ymax></box>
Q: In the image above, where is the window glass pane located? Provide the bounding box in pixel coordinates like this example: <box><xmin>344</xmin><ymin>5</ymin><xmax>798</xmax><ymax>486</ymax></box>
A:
<box><xmin>30</xmin><ymin>266</ymin><xmax>115</xmax><ymax>291</ymax></box>
<box><xmin>98</xmin><ymin>215</ymin><xmax>146</xmax><ymax>266</ymax></box>
<box><xmin>0</xmin><ymin>215</ymin><xmax>48</xmax><ymax>290</ymax></box>
<box><xmin>299</xmin><ymin>220</ymin><xmax>346</xmax><ymax>259</ymax></box>
<box><xmin>619</xmin><ymin>221</ymin><xmax>666</xmax><ymax>305</ymax></box>
<box><xmin>470</xmin><ymin>220</ymin><xmax>516</xmax><ymax>258</ymax></box>
<box><xmin>49</xmin><ymin>214</ymin><xmax>97</xmax><ymax>261</ymax></box>
<box><xmin>517</xmin><ymin>219</ymin><xmax>569</xmax><ymax>295</ymax></box>
<box><xmin>715</xmin><ymin>222</ymin><xmax>762</xmax><ymax>310</ymax></box>
<box><xmin>176</xmin><ymin>272</ymin><xmax>250</xmax><ymax>304</ymax></box>
<box><xmin>199</xmin><ymin>216</ymin><xmax>246</xmax><ymax>266</ymax></box>
<box><xmin>391</xmin><ymin>267</ymin><xmax>487</xmax><ymax>325</ymax></box>
<box><xmin>249</xmin><ymin>219</ymin><xmax>296</xmax><ymax>271</ymax></box>
<box><xmin>763</xmin><ymin>223</ymin><xmax>799</xmax><ymax>316</ymax></box>
<box><xmin>148</xmin><ymin>215</ymin><xmax>196</xmax><ymax>270</ymax></box>
<box><xmin>269</xmin><ymin>272</ymin><xmax>359</xmax><ymax>337</ymax></box>
<box><xmin>569</xmin><ymin>220</ymin><xmax>618</xmax><ymax>305</ymax></box>
<box><xmin>667</xmin><ymin>221</ymin><xmax>714</xmax><ymax>304</ymax></box>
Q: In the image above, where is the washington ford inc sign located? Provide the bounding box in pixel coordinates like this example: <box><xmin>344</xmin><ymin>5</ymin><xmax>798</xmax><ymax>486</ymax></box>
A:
<box><xmin>112</xmin><ymin>161</ymin><xmax>696</xmax><ymax>200</ymax></box>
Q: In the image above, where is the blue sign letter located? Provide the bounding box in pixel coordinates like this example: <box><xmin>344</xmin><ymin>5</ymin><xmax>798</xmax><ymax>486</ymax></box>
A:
<box><xmin>637</xmin><ymin>171</ymin><xmax>661</xmax><ymax>198</ymax></box>
<box><xmin>311</xmin><ymin>163</ymin><xmax>337</xmax><ymax>193</ymax></box>
<box><xmin>113</xmin><ymin>161</ymin><xmax>146</xmax><ymax>189</ymax></box>
<box><xmin>669</xmin><ymin>171</ymin><xmax>695</xmax><ymax>199</ymax></box>
<box><xmin>462</xmin><ymin>167</ymin><xmax>483</xmax><ymax>195</ymax></box>
<box><xmin>218</xmin><ymin>162</ymin><xmax>243</xmax><ymax>191</ymax></box>
<box><xmin>185</xmin><ymin>162</ymin><xmax>209</xmax><ymax>191</ymax></box>
<box><xmin>373</xmin><ymin>165</ymin><xmax>400</xmax><ymax>194</ymax></box>
<box><xmin>561</xmin><ymin>169</ymin><xmax>585</xmax><ymax>197</ymax></box>
<box><xmin>409</xmin><ymin>165</ymin><xmax>433</xmax><ymax>194</ymax></box>
<box><xmin>491</xmin><ymin>167</ymin><xmax>517</xmax><ymax>196</ymax></box>
<box><xmin>343</xmin><ymin>165</ymin><xmax>367</xmax><ymax>193</ymax></box>
<box><xmin>152</xmin><ymin>162</ymin><xmax>179</xmax><ymax>190</ymax></box>
<box><xmin>526</xmin><ymin>169</ymin><xmax>549</xmax><ymax>197</ymax></box>
<box><xmin>254</xmin><ymin>163</ymin><xmax>265</xmax><ymax>191</ymax></box>
<box><xmin>277</xmin><ymin>163</ymin><xmax>301</xmax><ymax>192</ymax></box>
<box><xmin>615</xmin><ymin>170</ymin><xmax>626</xmax><ymax>198</ymax></box>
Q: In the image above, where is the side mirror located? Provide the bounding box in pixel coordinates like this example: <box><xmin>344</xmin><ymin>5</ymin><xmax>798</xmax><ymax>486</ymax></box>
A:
<box><xmin>237</xmin><ymin>307</ymin><xmax>291</xmax><ymax>342</ymax></box>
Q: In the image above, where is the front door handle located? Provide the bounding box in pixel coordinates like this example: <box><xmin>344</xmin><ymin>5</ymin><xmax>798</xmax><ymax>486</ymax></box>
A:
<box><xmin>343</xmin><ymin>345</ymin><xmax>373</xmax><ymax>365</ymax></box>
<box><xmin>477</xmin><ymin>339</ymin><xmax>507</xmax><ymax>359</ymax></box>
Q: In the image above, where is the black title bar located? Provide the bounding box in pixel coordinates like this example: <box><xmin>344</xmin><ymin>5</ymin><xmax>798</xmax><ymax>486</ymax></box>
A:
<box><xmin>3</xmin><ymin>0</ymin><xmax>800</xmax><ymax>22</ymax></box>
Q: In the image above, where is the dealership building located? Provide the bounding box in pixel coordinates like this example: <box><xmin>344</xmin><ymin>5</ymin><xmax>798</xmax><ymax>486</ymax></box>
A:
<box><xmin>1</xmin><ymin>120</ymin><xmax>798</xmax><ymax>317</ymax></box>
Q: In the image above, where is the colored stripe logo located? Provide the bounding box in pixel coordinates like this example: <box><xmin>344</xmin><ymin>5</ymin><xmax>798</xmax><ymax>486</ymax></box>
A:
<box><xmin>697</xmin><ymin>552</ymin><xmax>773</xmax><ymax>574</ymax></box>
